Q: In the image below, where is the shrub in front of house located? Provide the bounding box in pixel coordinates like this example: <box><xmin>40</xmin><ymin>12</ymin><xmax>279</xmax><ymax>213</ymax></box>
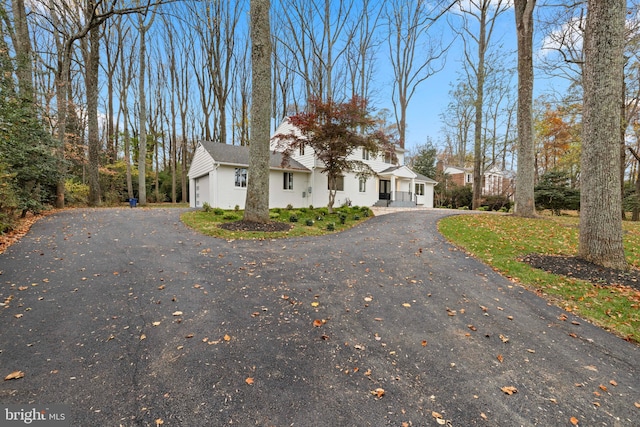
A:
<box><xmin>202</xmin><ymin>202</ymin><xmax>212</xmax><ymax>212</ymax></box>
<box><xmin>269</xmin><ymin>212</ymin><xmax>280</xmax><ymax>219</ymax></box>
<box><xmin>289</xmin><ymin>214</ymin><xmax>299</xmax><ymax>223</ymax></box>
<box><xmin>223</xmin><ymin>213</ymin><xmax>239</xmax><ymax>221</ymax></box>
<box><xmin>286</xmin><ymin>204</ymin><xmax>294</xmax><ymax>210</ymax></box>
<box><xmin>305</xmin><ymin>219</ymin><xmax>314</xmax><ymax>226</ymax></box>
<box><xmin>338</xmin><ymin>213</ymin><xmax>347</xmax><ymax>224</ymax></box>
<box><xmin>354</xmin><ymin>215</ymin><xmax>360</xmax><ymax>220</ymax></box>
<box><xmin>213</xmin><ymin>208</ymin><xmax>225</xmax><ymax>215</ymax></box>
<box><xmin>326</xmin><ymin>222</ymin><xmax>335</xmax><ymax>231</ymax></box>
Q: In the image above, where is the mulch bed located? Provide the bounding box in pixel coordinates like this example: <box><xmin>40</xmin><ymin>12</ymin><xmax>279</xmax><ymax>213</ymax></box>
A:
<box><xmin>521</xmin><ymin>254</ymin><xmax>640</xmax><ymax>292</ymax></box>
<box><xmin>218</xmin><ymin>220</ymin><xmax>293</xmax><ymax>233</ymax></box>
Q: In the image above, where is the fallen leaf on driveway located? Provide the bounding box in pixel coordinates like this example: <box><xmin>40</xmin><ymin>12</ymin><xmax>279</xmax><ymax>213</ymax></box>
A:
<box><xmin>4</xmin><ymin>371</ymin><xmax>24</xmax><ymax>381</ymax></box>
<box><xmin>570</xmin><ymin>416</ymin><xmax>579</xmax><ymax>425</ymax></box>
<box><xmin>313</xmin><ymin>319</ymin><xmax>326</xmax><ymax>327</ymax></box>
<box><xmin>499</xmin><ymin>334</ymin><xmax>509</xmax><ymax>343</ymax></box>
<box><xmin>155</xmin><ymin>418</ymin><xmax>164</xmax><ymax>426</ymax></box>
<box><xmin>223</xmin><ymin>334</ymin><xmax>231</xmax><ymax>341</ymax></box>
<box><xmin>497</xmin><ymin>354</ymin><xmax>503</xmax><ymax>363</ymax></box>
<box><xmin>172</xmin><ymin>311</ymin><xmax>183</xmax><ymax>316</ymax></box>
<box><xmin>311</xmin><ymin>301</ymin><xmax>319</xmax><ymax>307</ymax></box>
<box><xmin>501</xmin><ymin>386</ymin><xmax>518</xmax><ymax>395</ymax></box>
<box><xmin>634</xmin><ymin>401</ymin><xmax>640</xmax><ymax>408</ymax></box>
<box><xmin>245</xmin><ymin>377</ymin><xmax>254</xmax><ymax>385</ymax></box>
<box><xmin>402</xmin><ymin>303</ymin><xmax>411</xmax><ymax>308</ymax></box>
<box><xmin>371</xmin><ymin>388</ymin><xmax>385</xmax><ymax>398</ymax></box>
<box><xmin>609</xmin><ymin>380</ymin><xmax>617</xmax><ymax>386</ymax></box>
<box><xmin>14</xmin><ymin>314</ymin><xmax>23</xmax><ymax>319</ymax></box>
<box><xmin>152</xmin><ymin>321</ymin><xmax>161</xmax><ymax>326</ymax></box>
<box><xmin>140</xmin><ymin>334</ymin><xmax>146</xmax><ymax>340</ymax></box>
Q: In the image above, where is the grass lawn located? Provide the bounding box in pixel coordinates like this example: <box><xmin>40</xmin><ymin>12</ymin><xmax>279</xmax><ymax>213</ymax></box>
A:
<box><xmin>181</xmin><ymin>205</ymin><xmax>373</xmax><ymax>239</ymax></box>
<box><xmin>438</xmin><ymin>213</ymin><xmax>640</xmax><ymax>343</ymax></box>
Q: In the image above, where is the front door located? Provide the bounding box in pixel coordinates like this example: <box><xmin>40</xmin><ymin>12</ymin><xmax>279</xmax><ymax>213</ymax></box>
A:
<box><xmin>379</xmin><ymin>180</ymin><xmax>391</xmax><ymax>200</ymax></box>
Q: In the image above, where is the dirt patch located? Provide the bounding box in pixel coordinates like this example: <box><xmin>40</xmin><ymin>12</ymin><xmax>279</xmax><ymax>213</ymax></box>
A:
<box><xmin>218</xmin><ymin>220</ymin><xmax>293</xmax><ymax>233</ymax></box>
<box><xmin>521</xmin><ymin>253</ymin><xmax>640</xmax><ymax>292</ymax></box>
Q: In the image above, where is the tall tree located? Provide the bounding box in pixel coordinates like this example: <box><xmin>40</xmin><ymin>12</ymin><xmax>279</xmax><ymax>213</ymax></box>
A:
<box><xmin>136</xmin><ymin>2</ymin><xmax>158</xmax><ymax>205</ymax></box>
<box><xmin>579</xmin><ymin>0</ymin><xmax>627</xmax><ymax>270</ymax></box>
<box><xmin>243</xmin><ymin>0</ymin><xmax>271</xmax><ymax>223</ymax></box>
<box><xmin>456</xmin><ymin>0</ymin><xmax>509</xmax><ymax>209</ymax></box>
<box><xmin>513</xmin><ymin>0</ymin><xmax>536</xmax><ymax>217</ymax></box>
<box><xmin>386</xmin><ymin>0</ymin><xmax>453</xmax><ymax>148</ymax></box>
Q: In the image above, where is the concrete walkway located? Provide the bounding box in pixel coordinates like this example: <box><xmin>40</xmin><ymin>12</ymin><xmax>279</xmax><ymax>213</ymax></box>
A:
<box><xmin>0</xmin><ymin>208</ymin><xmax>637</xmax><ymax>426</ymax></box>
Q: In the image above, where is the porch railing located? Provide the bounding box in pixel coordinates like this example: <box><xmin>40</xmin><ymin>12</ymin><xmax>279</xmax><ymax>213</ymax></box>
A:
<box><xmin>394</xmin><ymin>191</ymin><xmax>414</xmax><ymax>202</ymax></box>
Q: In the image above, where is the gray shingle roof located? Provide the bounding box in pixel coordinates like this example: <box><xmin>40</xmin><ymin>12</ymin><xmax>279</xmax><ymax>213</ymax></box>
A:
<box><xmin>199</xmin><ymin>141</ymin><xmax>310</xmax><ymax>172</ymax></box>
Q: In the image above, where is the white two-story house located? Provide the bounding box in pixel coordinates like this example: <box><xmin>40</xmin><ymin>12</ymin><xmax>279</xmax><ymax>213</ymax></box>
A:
<box><xmin>187</xmin><ymin>120</ymin><xmax>436</xmax><ymax>210</ymax></box>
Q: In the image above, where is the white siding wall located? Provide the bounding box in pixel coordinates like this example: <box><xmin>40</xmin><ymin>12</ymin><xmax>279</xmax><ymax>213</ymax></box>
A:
<box><xmin>187</xmin><ymin>144</ymin><xmax>214</xmax><ymax>207</ymax></box>
<box><xmin>188</xmin><ymin>144</ymin><xmax>213</xmax><ymax>179</ymax></box>
<box><xmin>269</xmin><ymin>170</ymin><xmax>311</xmax><ymax>208</ymax></box>
<box><xmin>214</xmin><ymin>166</ymin><xmax>248</xmax><ymax>209</ymax></box>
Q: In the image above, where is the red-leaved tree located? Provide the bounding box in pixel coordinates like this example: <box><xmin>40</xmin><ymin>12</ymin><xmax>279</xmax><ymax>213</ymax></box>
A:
<box><xmin>274</xmin><ymin>96</ymin><xmax>396</xmax><ymax>213</ymax></box>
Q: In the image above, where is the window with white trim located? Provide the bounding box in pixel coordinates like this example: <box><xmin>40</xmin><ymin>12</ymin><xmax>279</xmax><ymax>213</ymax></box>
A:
<box><xmin>415</xmin><ymin>183</ymin><xmax>425</xmax><ymax>196</ymax></box>
<box><xmin>328</xmin><ymin>175</ymin><xmax>345</xmax><ymax>191</ymax></box>
<box><xmin>235</xmin><ymin>168</ymin><xmax>247</xmax><ymax>188</ymax></box>
<box><xmin>359</xmin><ymin>177</ymin><xmax>367</xmax><ymax>192</ymax></box>
<box><xmin>283</xmin><ymin>172</ymin><xmax>294</xmax><ymax>190</ymax></box>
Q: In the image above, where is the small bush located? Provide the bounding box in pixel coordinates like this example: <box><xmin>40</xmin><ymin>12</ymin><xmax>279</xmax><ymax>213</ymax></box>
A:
<box><xmin>338</xmin><ymin>213</ymin><xmax>347</xmax><ymax>224</ymax></box>
<box><xmin>353</xmin><ymin>215</ymin><xmax>360</xmax><ymax>221</ymax></box>
<box><xmin>223</xmin><ymin>213</ymin><xmax>239</xmax><ymax>221</ymax></box>
<box><xmin>202</xmin><ymin>202</ymin><xmax>212</xmax><ymax>212</ymax></box>
<box><xmin>299</xmin><ymin>207</ymin><xmax>308</xmax><ymax>213</ymax></box>
<box><xmin>289</xmin><ymin>214</ymin><xmax>299</xmax><ymax>223</ymax></box>
<box><xmin>305</xmin><ymin>219</ymin><xmax>314</xmax><ymax>226</ymax></box>
<box><xmin>213</xmin><ymin>208</ymin><xmax>225</xmax><ymax>215</ymax></box>
<box><xmin>477</xmin><ymin>206</ymin><xmax>489</xmax><ymax>211</ymax></box>
<box><xmin>272</xmin><ymin>207</ymin><xmax>282</xmax><ymax>213</ymax></box>
<box><xmin>316</xmin><ymin>215</ymin><xmax>324</xmax><ymax>221</ymax></box>
<box><xmin>308</xmin><ymin>205</ymin><xmax>314</xmax><ymax>210</ymax></box>
<box><xmin>64</xmin><ymin>179</ymin><xmax>89</xmax><ymax>206</ymax></box>
<box><xmin>234</xmin><ymin>205</ymin><xmax>240</xmax><ymax>212</ymax></box>
<box><xmin>326</xmin><ymin>222</ymin><xmax>335</xmax><ymax>231</ymax></box>
<box><xmin>269</xmin><ymin>212</ymin><xmax>280</xmax><ymax>219</ymax></box>
<box><xmin>286</xmin><ymin>203</ymin><xmax>294</xmax><ymax>210</ymax></box>
<box><xmin>318</xmin><ymin>208</ymin><xmax>329</xmax><ymax>216</ymax></box>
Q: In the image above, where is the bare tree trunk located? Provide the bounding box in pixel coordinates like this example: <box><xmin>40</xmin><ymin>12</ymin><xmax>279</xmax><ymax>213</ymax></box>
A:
<box><xmin>244</xmin><ymin>0</ymin><xmax>271</xmax><ymax>223</ymax></box>
<box><xmin>514</xmin><ymin>0</ymin><xmax>536</xmax><ymax>217</ymax></box>
<box><xmin>137</xmin><ymin>13</ymin><xmax>148</xmax><ymax>205</ymax></box>
<box><xmin>85</xmin><ymin>11</ymin><xmax>101</xmax><ymax>206</ymax></box>
<box><xmin>579</xmin><ymin>0</ymin><xmax>627</xmax><ymax>270</ymax></box>
<box><xmin>10</xmin><ymin>0</ymin><xmax>33</xmax><ymax>99</ymax></box>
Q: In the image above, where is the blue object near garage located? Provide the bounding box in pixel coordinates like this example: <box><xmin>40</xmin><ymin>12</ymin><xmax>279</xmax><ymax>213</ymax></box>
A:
<box><xmin>129</xmin><ymin>198</ymin><xmax>138</xmax><ymax>208</ymax></box>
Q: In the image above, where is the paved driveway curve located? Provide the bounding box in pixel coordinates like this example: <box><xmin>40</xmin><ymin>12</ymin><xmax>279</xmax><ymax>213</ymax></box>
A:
<box><xmin>0</xmin><ymin>208</ymin><xmax>638</xmax><ymax>426</ymax></box>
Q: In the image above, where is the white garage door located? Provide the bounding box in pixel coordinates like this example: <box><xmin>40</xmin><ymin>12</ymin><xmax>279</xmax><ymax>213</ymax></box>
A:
<box><xmin>194</xmin><ymin>175</ymin><xmax>210</xmax><ymax>207</ymax></box>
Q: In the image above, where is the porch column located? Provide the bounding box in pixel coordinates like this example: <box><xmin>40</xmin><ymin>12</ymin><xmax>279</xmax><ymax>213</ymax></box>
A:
<box><xmin>411</xmin><ymin>177</ymin><xmax>415</xmax><ymax>202</ymax></box>
<box><xmin>391</xmin><ymin>176</ymin><xmax>396</xmax><ymax>201</ymax></box>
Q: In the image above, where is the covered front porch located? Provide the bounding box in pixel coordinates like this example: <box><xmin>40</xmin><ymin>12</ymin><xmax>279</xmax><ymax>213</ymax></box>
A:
<box><xmin>375</xmin><ymin>166</ymin><xmax>418</xmax><ymax>207</ymax></box>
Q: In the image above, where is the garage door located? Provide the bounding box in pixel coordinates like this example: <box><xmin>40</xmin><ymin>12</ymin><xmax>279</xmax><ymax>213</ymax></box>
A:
<box><xmin>194</xmin><ymin>175</ymin><xmax>210</xmax><ymax>207</ymax></box>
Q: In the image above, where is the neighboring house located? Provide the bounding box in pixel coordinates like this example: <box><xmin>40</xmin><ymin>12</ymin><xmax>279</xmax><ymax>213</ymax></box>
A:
<box><xmin>187</xmin><ymin>120</ymin><xmax>437</xmax><ymax>209</ymax></box>
<box><xmin>442</xmin><ymin>164</ymin><xmax>515</xmax><ymax>199</ymax></box>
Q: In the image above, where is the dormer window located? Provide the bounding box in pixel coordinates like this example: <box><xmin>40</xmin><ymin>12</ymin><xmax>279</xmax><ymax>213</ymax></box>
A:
<box><xmin>362</xmin><ymin>149</ymin><xmax>370</xmax><ymax>160</ymax></box>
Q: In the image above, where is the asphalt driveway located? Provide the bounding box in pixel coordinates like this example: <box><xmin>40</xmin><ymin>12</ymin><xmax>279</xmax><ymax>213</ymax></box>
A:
<box><xmin>0</xmin><ymin>208</ymin><xmax>638</xmax><ymax>426</ymax></box>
